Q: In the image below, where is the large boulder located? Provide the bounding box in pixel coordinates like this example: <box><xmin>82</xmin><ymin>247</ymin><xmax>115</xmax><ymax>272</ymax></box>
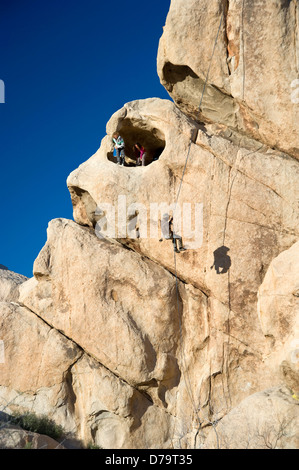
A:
<box><xmin>0</xmin><ymin>424</ymin><xmax>65</xmax><ymax>449</ymax></box>
<box><xmin>201</xmin><ymin>386</ymin><xmax>299</xmax><ymax>449</ymax></box>
<box><xmin>17</xmin><ymin>218</ymin><xmax>180</xmax><ymax>447</ymax></box>
<box><xmin>0</xmin><ymin>265</ymin><xmax>27</xmax><ymax>303</ymax></box>
<box><xmin>64</xmin><ymin>96</ymin><xmax>299</xmax><ymax>447</ymax></box>
<box><xmin>157</xmin><ymin>0</ymin><xmax>299</xmax><ymax>160</ymax></box>
<box><xmin>258</xmin><ymin>241</ymin><xmax>299</xmax><ymax>395</ymax></box>
<box><xmin>69</xmin><ymin>354</ymin><xmax>173</xmax><ymax>449</ymax></box>
<box><xmin>0</xmin><ymin>301</ymin><xmax>81</xmax><ymax>438</ymax></box>
<box><xmin>67</xmin><ymin>97</ymin><xmax>299</xmax><ymax>331</ymax></box>
<box><xmin>19</xmin><ymin>218</ymin><xmax>181</xmax><ymax>388</ymax></box>
<box><xmin>0</xmin><ymin>292</ymin><xmax>174</xmax><ymax>449</ymax></box>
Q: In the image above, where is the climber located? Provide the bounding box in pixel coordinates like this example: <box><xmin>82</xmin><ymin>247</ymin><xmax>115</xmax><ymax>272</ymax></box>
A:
<box><xmin>134</xmin><ymin>142</ymin><xmax>146</xmax><ymax>166</ymax></box>
<box><xmin>112</xmin><ymin>132</ymin><xmax>125</xmax><ymax>166</ymax></box>
<box><xmin>159</xmin><ymin>213</ymin><xmax>187</xmax><ymax>253</ymax></box>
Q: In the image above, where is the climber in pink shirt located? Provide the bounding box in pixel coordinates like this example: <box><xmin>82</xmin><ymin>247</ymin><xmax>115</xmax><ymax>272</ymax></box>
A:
<box><xmin>134</xmin><ymin>143</ymin><xmax>146</xmax><ymax>166</ymax></box>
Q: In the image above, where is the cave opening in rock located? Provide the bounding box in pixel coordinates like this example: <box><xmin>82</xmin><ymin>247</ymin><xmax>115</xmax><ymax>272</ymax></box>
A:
<box><xmin>107</xmin><ymin>119</ymin><xmax>166</xmax><ymax>167</ymax></box>
<box><xmin>162</xmin><ymin>63</ymin><xmax>199</xmax><ymax>88</ymax></box>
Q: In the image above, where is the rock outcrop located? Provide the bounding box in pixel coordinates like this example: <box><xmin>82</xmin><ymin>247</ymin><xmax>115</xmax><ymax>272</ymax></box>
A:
<box><xmin>257</xmin><ymin>241</ymin><xmax>299</xmax><ymax>396</ymax></box>
<box><xmin>157</xmin><ymin>0</ymin><xmax>299</xmax><ymax>160</ymax></box>
<box><xmin>0</xmin><ymin>265</ymin><xmax>27</xmax><ymax>303</ymax></box>
<box><xmin>0</xmin><ymin>0</ymin><xmax>298</xmax><ymax>449</ymax></box>
<box><xmin>0</xmin><ymin>424</ymin><xmax>65</xmax><ymax>449</ymax></box>
<box><xmin>201</xmin><ymin>386</ymin><xmax>299</xmax><ymax>449</ymax></box>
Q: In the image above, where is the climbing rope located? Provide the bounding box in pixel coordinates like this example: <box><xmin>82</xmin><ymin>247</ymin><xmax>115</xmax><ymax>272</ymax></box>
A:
<box><xmin>241</xmin><ymin>0</ymin><xmax>246</xmax><ymax>101</ymax></box>
<box><xmin>174</xmin><ymin>8</ymin><xmax>224</xmax><ymax>214</ymax></box>
<box><xmin>172</xmin><ymin>7</ymin><xmax>225</xmax><ymax>444</ymax></box>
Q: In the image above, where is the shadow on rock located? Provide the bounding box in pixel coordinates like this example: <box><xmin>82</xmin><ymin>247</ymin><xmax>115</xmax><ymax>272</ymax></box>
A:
<box><xmin>210</xmin><ymin>246</ymin><xmax>231</xmax><ymax>274</ymax></box>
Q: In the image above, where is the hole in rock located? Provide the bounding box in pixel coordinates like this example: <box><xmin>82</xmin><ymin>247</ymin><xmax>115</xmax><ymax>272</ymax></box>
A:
<box><xmin>162</xmin><ymin>61</ymin><xmax>238</xmax><ymax>127</ymax></box>
<box><xmin>107</xmin><ymin>120</ymin><xmax>166</xmax><ymax>167</ymax></box>
<box><xmin>161</xmin><ymin>62</ymin><xmax>207</xmax><ymax>120</ymax></box>
<box><xmin>162</xmin><ymin>62</ymin><xmax>207</xmax><ymax>109</ymax></box>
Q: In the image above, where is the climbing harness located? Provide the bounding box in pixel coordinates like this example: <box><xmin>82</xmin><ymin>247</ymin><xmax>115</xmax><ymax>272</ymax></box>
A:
<box><xmin>172</xmin><ymin>8</ymin><xmax>225</xmax><ymax>442</ymax></box>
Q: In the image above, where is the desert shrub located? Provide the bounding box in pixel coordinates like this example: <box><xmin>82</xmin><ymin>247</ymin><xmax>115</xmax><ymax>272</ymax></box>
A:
<box><xmin>10</xmin><ymin>411</ymin><xmax>64</xmax><ymax>440</ymax></box>
<box><xmin>87</xmin><ymin>442</ymin><xmax>102</xmax><ymax>449</ymax></box>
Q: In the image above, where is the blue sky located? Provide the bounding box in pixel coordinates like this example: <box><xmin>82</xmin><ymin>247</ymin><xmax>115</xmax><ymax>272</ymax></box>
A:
<box><xmin>0</xmin><ymin>0</ymin><xmax>171</xmax><ymax>278</ymax></box>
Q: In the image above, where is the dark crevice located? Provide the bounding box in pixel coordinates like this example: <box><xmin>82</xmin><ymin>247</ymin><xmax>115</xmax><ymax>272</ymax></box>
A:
<box><xmin>162</xmin><ymin>63</ymin><xmax>234</xmax><ymax>100</ymax></box>
<box><xmin>223</xmin><ymin>0</ymin><xmax>232</xmax><ymax>75</ymax></box>
<box><xmin>161</xmin><ymin>61</ymin><xmax>237</xmax><ymax>129</ymax></box>
<box><xmin>162</xmin><ymin>63</ymin><xmax>199</xmax><ymax>90</ymax></box>
<box><xmin>64</xmin><ymin>365</ymin><xmax>79</xmax><ymax>415</ymax></box>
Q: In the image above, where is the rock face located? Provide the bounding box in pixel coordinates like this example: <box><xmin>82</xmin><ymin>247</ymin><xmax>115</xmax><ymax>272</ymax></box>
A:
<box><xmin>0</xmin><ymin>265</ymin><xmax>27</xmax><ymax>303</ymax></box>
<box><xmin>257</xmin><ymin>241</ymin><xmax>299</xmax><ymax>396</ymax></box>
<box><xmin>157</xmin><ymin>0</ymin><xmax>299</xmax><ymax>160</ymax></box>
<box><xmin>19</xmin><ymin>219</ymin><xmax>181</xmax><ymax>389</ymax></box>
<box><xmin>0</xmin><ymin>424</ymin><xmax>65</xmax><ymax>449</ymax></box>
<box><xmin>0</xmin><ymin>1</ymin><xmax>298</xmax><ymax>449</ymax></box>
<box><xmin>201</xmin><ymin>386</ymin><xmax>299</xmax><ymax>449</ymax></box>
<box><xmin>0</xmin><ymin>301</ymin><xmax>81</xmax><ymax>434</ymax></box>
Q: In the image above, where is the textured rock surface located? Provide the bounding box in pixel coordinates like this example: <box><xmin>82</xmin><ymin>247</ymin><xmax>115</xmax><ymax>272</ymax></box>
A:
<box><xmin>19</xmin><ymin>218</ymin><xmax>182</xmax><ymax>388</ymax></box>
<box><xmin>0</xmin><ymin>424</ymin><xmax>65</xmax><ymax>449</ymax></box>
<box><xmin>0</xmin><ymin>300</ymin><xmax>81</xmax><ymax>437</ymax></box>
<box><xmin>0</xmin><ymin>295</ymin><xmax>174</xmax><ymax>448</ymax></box>
<box><xmin>0</xmin><ymin>265</ymin><xmax>27</xmax><ymax>302</ymax></box>
<box><xmin>157</xmin><ymin>0</ymin><xmax>299</xmax><ymax>159</ymax></box>
<box><xmin>201</xmin><ymin>386</ymin><xmax>299</xmax><ymax>449</ymax></box>
<box><xmin>258</xmin><ymin>241</ymin><xmax>299</xmax><ymax>395</ymax></box>
<box><xmin>64</xmin><ymin>96</ymin><xmax>299</xmax><ymax>447</ymax></box>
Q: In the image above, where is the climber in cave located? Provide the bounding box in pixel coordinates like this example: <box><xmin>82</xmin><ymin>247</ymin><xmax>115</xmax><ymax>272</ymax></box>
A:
<box><xmin>159</xmin><ymin>213</ymin><xmax>187</xmax><ymax>253</ymax></box>
<box><xmin>112</xmin><ymin>132</ymin><xmax>126</xmax><ymax>166</ymax></box>
<box><xmin>134</xmin><ymin>142</ymin><xmax>146</xmax><ymax>166</ymax></box>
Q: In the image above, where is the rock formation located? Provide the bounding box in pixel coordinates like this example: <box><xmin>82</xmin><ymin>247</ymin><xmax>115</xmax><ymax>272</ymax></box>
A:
<box><xmin>0</xmin><ymin>265</ymin><xmax>27</xmax><ymax>303</ymax></box>
<box><xmin>157</xmin><ymin>0</ymin><xmax>299</xmax><ymax>160</ymax></box>
<box><xmin>0</xmin><ymin>0</ymin><xmax>298</xmax><ymax>449</ymax></box>
<box><xmin>0</xmin><ymin>424</ymin><xmax>65</xmax><ymax>450</ymax></box>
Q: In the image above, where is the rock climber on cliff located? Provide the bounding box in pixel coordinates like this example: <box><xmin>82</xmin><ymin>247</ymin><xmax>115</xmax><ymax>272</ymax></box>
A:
<box><xmin>112</xmin><ymin>132</ymin><xmax>125</xmax><ymax>166</ymax></box>
<box><xmin>159</xmin><ymin>213</ymin><xmax>187</xmax><ymax>253</ymax></box>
